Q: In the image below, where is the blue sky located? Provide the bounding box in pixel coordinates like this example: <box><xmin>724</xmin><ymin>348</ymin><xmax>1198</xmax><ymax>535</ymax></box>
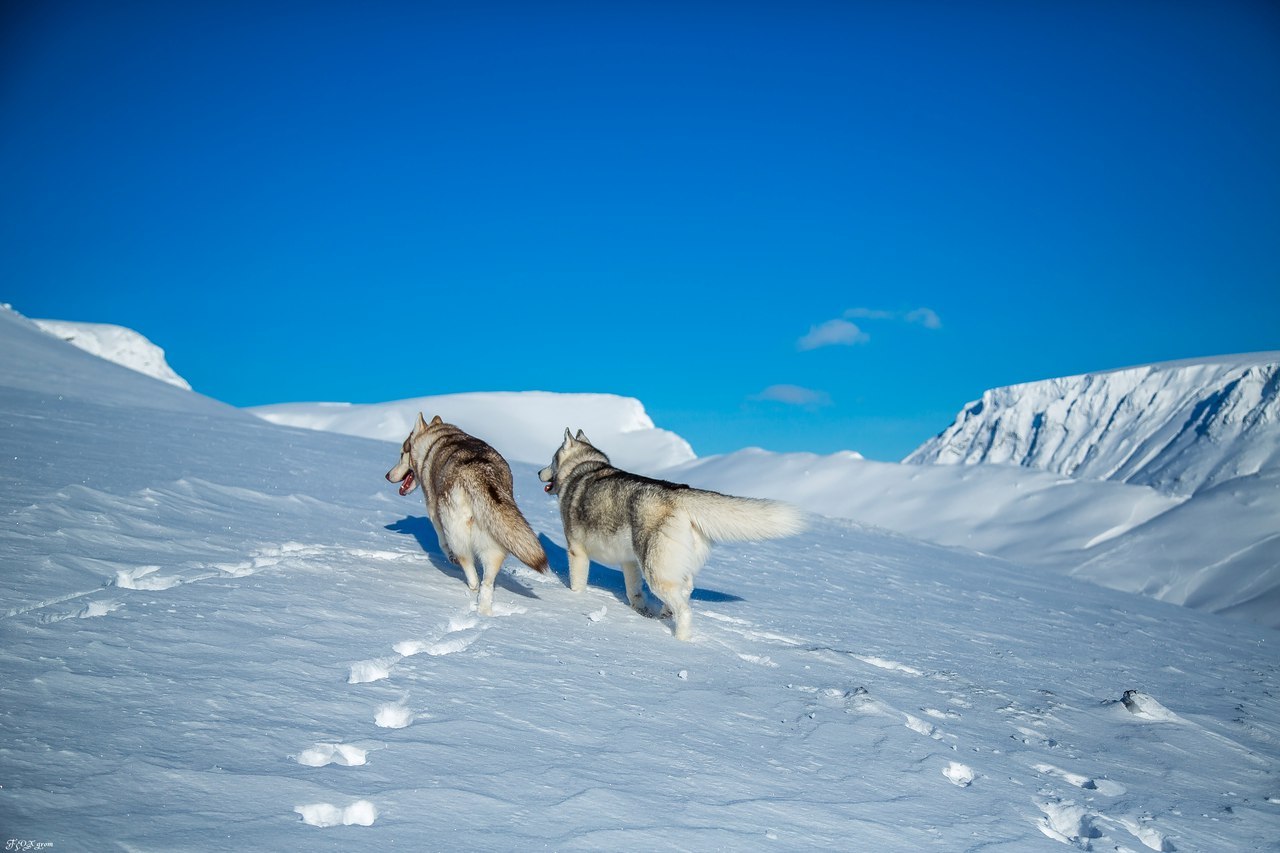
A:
<box><xmin>4</xmin><ymin>1</ymin><xmax>1279</xmax><ymax>462</ymax></box>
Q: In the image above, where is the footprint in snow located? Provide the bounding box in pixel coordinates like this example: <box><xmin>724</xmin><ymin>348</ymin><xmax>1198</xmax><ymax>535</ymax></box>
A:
<box><xmin>853</xmin><ymin>655</ymin><xmax>924</xmax><ymax>677</ymax></box>
<box><xmin>375</xmin><ymin>697</ymin><xmax>416</xmax><ymax>729</ymax></box>
<box><xmin>1117</xmin><ymin>690</ymin><xmax>1181</xmax><ymax>722</ymax></box>
<box><xmin>1034</xmin><ymin>762</ymin><xmax>1127</xmax><ymax>796</ymax></box>
<box><xmin>943</xmin><ymin>761</ymin><xmax>975</xmax><ymax>787</ymax></box>
<box><xmin>295</xmin><ymin>743</ymin><xmax>368</xmax><ymax>767</ymax></box>
<box><xmin>395</xmin><ymin>632</ymin><xmax>481</xmax><ymax>657</ymax></box>
<box><xmin>114</xmin><ymin>565</ymin><xmax>182</xmax><ymax>591</ymax></box>
<box><xmin>1036</xmin><ymin>797</ymin><xmax>1175</xmax><ymax>852</ymax></box>
<box><xmin>1035</xmin><ymin>798</ymin><xmax>1101</xmax><ymax>846</ymax></box>
<box><xmin>395</xmin><ymin>607</ymin><xmax>491</xmax><ymax>658</ymax></box>
<box><xmin>295</xmin><ymin>800</ymin><xmax>378</xmax><ymax>827</ymax></box>
<box><xmin>348</xmin><ymin>657</ymin><xmax>399</xmax><ymax>684</ymax></box>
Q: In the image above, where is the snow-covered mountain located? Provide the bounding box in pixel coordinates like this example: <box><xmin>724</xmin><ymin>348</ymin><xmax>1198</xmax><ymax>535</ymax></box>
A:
<box><xmin>248</xmin><ymin>393</ymin><xmax>695</xmax><ymax>471</ymax></box>
<box><xmin>32</xmin><ymin>317</ymin><xmax>193</xmax><ymax>390</ymax></box>
<box><xmin>4</xmin><ymin>307</ymin><xmax>1279</xmax><ymax>851</ymax></box>
<box><xmin>906</xmin><ymin>354</ymin><xmax>1280</xmax><ymax>496</ymax></box>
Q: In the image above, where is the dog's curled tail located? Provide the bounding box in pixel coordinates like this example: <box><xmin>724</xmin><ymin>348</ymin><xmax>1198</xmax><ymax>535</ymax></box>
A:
<box><xmin>682</xmin><ymin>490</ymin><xmax>807</xmax><ymax>543</ymax></box>
<box><xmin>469</xmin><ymin>483</ymin><xmax>549</xmax><ymax>573</ymax></box>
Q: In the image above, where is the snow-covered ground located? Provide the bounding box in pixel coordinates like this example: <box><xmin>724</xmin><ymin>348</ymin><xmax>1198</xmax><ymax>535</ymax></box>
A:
<box><xmin>3</xmin><ymin>305</ymin><xmax>1279</xmax><ymax>850</ymax></box>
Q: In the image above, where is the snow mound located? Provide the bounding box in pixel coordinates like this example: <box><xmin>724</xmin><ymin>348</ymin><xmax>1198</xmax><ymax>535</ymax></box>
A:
<box><xmin>906</xmin><ymin>354</ymin><xmax>1280</xmax><ymax>496</ymax></box>
<box><xmin>247</xmin><ymin>391</ymin><xmax>696</xmax><ymax>470</ymax></box>
<box><xmin>34</xmin><ymin>317</ymin><xmax>192</xmax><ymax>390</ymax></box>
<box><xmin>668</xmin><ymin>447</ymin><xmax>1181</xmax><ymax>575</ymax></box>
<box><xmin>668</xmin><ymin>445</ymin><xmax>1280</xmax><ymax>628</ymax></box>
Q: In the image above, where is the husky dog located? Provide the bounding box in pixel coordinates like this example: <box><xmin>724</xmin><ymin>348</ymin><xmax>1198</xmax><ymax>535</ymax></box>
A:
<box><xmin>387</xmin><ymin>414</ymin><xmax>548</xmax><ymax>614</ymax></box>
<box><xmin>539</xmin><ymin>430</ymin><xmax>805</xmax><ymax>640</ymax></box>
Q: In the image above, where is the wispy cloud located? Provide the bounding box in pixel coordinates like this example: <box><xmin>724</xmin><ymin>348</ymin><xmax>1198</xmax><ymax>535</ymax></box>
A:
<box><xmin>904</xmin><ymin>307</ymin><xmax>942</xmax><ymax>329</ymax></box>
<box><xmin>749</xmin><ymin>384</ymin><xmax>832</xmax><ymax>408</ymax></box>
<box><xmin>796</xmin><ymin>319</ymin><xmax>869</xmax><ymax>351</ymax></box>
<box><xmin>843</xmin><ymin>308</ymin><xmax>895</xmax><ymax>321</ymax></box>
<box><xmin>843</xmin><ymin>306</ymin><xmax>943</xmax><ymax>330</ymax></box>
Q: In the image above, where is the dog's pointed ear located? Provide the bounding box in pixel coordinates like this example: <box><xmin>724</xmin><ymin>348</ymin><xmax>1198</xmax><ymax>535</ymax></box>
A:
<box><xmin>430</xmin><ymin>415</ymin><xmax>443</xmax><ymax>426</ymax></box>
<box><xmin>563</xmin><ymin>428</ymin><xmax>574</xmax><ymax>447</ymax></box>
<box><xmin>415</xmin><ymin>412</ymin><xmax>428</xmax><ymax>430</ymax></box>
<box><xmin>575</xmin><ymin>429</ymin><xmax>589</xmax><ymax>444</ymax></box>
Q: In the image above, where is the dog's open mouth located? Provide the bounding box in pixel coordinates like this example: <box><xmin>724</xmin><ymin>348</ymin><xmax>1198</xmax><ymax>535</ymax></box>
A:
<box><xmin>398</xmin><ymin>471</ymin><xmax>415</xmax><ymax>496</ymax></box>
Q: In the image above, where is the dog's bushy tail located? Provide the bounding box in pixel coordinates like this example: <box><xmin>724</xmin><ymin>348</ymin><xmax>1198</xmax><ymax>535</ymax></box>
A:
<box><xmin>681</xmin><ymin>490</ymin><xmax>807</xmax><ymax>543</ymax></box>
<box><xmin>468</xmin><ymin>482</ymin><xmax>549</xmax><ymax>573</ymax></box>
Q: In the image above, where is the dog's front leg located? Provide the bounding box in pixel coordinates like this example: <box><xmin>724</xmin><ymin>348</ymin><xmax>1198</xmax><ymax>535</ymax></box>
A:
<box><xmin>567</xmin><ymin>542</ymin><xmax>590</xmax><ymax>592</ymax></box>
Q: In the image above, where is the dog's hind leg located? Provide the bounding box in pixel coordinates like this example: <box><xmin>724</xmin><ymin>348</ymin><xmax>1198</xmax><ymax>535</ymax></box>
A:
<box><xmin>621</xmin><ymin>559</ymin><xmax>646</xmax><ymax>613</ymax></box>
<box><xmin>567</xmin><ymin>541</ymin><xmax>590</xmax><ymax>592</ymax></box>
<box><xmin>457</xmin><ymin>552</ymin><xmax>480</xmax><ymax>599</ymax></box>
<box><xmin>651</xmin><ymin>575</ymin><xmax>694</xmax><ymax>640</ymax></box>
<box><xmin>477</xmin><ymin>548</ymin><xmax>505</xmax><ymax>616</ymax></box>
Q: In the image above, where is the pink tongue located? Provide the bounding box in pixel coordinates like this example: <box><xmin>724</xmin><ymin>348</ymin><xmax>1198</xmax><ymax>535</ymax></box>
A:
<box><xmin>399</xmin><ymin>472</ymin><xmax>414</xmax><ymax>495</ymax></box>
<box><xmin>544</xmin><ymin>483</ymin><xmax>552</xmax><ymax>493</ymax></box>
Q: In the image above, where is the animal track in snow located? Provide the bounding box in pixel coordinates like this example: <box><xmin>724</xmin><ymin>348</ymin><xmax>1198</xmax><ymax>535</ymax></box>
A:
<box><xmin>295</xmin><ymin>800</ymin><xmax>378</xmax><ymax>827</ymax></box>
<box><xmin>395</xmin><ymin>608</ymin><xmax>491</xmax><ymax>657</ymax></box>
<box><xmin>295</xmin><ymin>743</ymin><xmax>368</xmax><ymax>767</ymax></box>
<box><xmin>348</xmin><ymin>656</ymin><xmax>399</xmax><ymax>684</ymax></box>
<box><xmin>922</xmin><ymin>707</ymin><xmax>961</xmax><ymax>720</ymax></box>
<box><xmin>1036</xmin><ymin>797</ymin><xmax>1175</xmax><ymax>852</ymax></box>
<box><xmin>375</xmin><ymin>697</ymin><xmax>415</xmax><ymax>729</ymax></box>
<box><xmin>904</xmin><ymin>713</ymin><xmax>945</xmax><ymax>740</ymax></box>
<box><xmin>737</xmin><ymin>653</ymin><xmax>779</xmax><ymax>668</ymax></box>
<box><xmin>1035</xmin><ymin>798</ymin><xmax>1101</xmax><ymax>846</ymax></box>
<box><xmin>852</xmin><ymin>655</ymin><xmax>924</xmax><ymax>676</ymax></box>
<box><xmin>394</xmin><ymin>632</ymin><xmax>481</xmax><ymax>657</ymax></box>
<box><xmin>78</xmin><ymin>598</ymin><xmax>124</xmax><ymax>618</ymax></box>
<box><xmin>699</xmin><ymin>611</ymin><xmax>804</xmax><ymax>646</ymax></box>
<box><xmin>114</xmin><ymin>565</ymin><xmax>182</xmax><ymax>590</ymax></box>
<box><xmin>1034</xmin><ymin>762</ymin><xmax>1127</xmax><ymax>796</ymax></box>
<box><xmin>1118</xmin><ymin>690</ymin><xmax>1181</xmax><ymax>722</ymax></box>
<box><xmin>944</xmin><ymin>761</ymin><xmax>975</xmax><ymax>787</ymax></box>
<box><xmin>487</xmin><ymin>601</ymin><xmax>528</xmax><ymax>617</ymax></box>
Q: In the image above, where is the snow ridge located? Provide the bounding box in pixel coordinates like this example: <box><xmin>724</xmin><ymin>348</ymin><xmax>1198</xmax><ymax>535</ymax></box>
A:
<box><xmin>247</xmin><ymin>391</ymin><xmax>696</xmax><ymax>470</ymax></box>
<box><xmin>34</xmin><ymin>318</ymin><xmax>192</xmax><ymax>390</ymax></box>
<box><xmin>906</xmin><ymin>354</ymin><xmax>1280</xmax><ymax>496</ymax></box>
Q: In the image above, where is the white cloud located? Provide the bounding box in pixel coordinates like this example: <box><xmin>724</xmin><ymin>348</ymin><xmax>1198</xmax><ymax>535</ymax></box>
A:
<box><xmin>750</xmin><ymin>384</ymin><xmax>832</xmax><ymax>408</ymax></box>
<box><xmin>843</xmin><ymin>306</ymin><xmax>943</xmax><ymax>330</ymax></box>
<box><xmin>905</xmin><ymin>307</ymin><xmax>942</xmax><ymax>329</ymax></box>
<box><xmin>797</xmin><ymin>319</ymin><xmax>869</xmax><ymax>351</ymax></box>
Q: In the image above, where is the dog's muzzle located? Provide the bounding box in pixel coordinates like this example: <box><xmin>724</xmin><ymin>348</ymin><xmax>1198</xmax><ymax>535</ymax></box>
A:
<box><xmin>395</xmin><ymin>470</ymin><xmax>415</xmax><ymax>495</ymax></box>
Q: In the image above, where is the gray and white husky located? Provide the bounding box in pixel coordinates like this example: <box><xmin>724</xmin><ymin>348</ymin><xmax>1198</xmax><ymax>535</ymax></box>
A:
<box><xmin>387</xmin><ymin>414</ymin><xmax>548</xmax><ymax>614</ymax></box>
<box><xmin>539</xmin><ymin>429</ymin><xmax>805</xmax><ymax>640</ymax></box>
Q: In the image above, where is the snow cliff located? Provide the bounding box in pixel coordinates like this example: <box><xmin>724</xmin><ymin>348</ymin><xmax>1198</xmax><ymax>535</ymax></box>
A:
<box><xmin>905</xmin><ymin>354</ymin><xmax>1280</xmax><ymax>496</ymax></box>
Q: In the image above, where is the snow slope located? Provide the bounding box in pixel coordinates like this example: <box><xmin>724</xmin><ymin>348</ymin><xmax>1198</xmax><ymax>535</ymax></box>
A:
<box><xmin>666</xmin><ymin>449</ymin><xmax>1182</xmax><ymax>571</ymax></box>
<box><xmin>32</xmin><ymin>317</ymin><xmax>193</xmax><ymax>390</ymax></box>
<box><xmin>906</xmin><ymin>354</ymin><xmax>1280</xmax><ymax>496</ymax></box>
<box><xmin>248</xmin><ymin>393</ymin><xmax>695</xmax><ymax>471</ymax></box>
<box><xmin>3</xmin><ymin>304</ymin><xmax>1279</xmax><ymax>851</ymax></box>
